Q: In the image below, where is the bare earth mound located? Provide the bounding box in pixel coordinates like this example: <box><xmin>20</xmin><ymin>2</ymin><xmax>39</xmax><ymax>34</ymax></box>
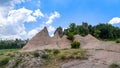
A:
<box><xmin>74</xmin><ymin>34</ymin><xmax>102</xmax><ymax>49</ymax></box>
<box><xmin>22</xmin><ymin>27</ymin><xmax>71</xmax><ymax>51</ymax></box>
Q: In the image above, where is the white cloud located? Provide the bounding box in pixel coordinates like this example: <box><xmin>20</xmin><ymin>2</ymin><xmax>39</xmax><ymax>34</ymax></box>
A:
<box><xmin>28</xmin><ymin>25</ymin><xmax>55</xmax><ymax>38</ymax></box>
<box><xmin>33</xmin><ymin>9</ymin><xmax>44</xmax><ymax>18</ymax></box>
<box><xmin>8</xmin><ymin>7</ymin><xmax>36</xmax><ymax>23</ymax></box>
<box><xmin>45</xmin><ymin>11</ymin><xmax>60</xmax><ymax>25</ymax></box>
<box><xmin>0</xmin><ymin>0</ymin><xmax>45</xmax><ymax>39</ymax></box>
<box><xmin>0</xmin><ymin>7</ymin><xmax>40</xmax><ymax>39</ymax></box>
<box><xmin>0</xmin><ymin>0</ymin><xmax>60</xmax><ymax>39</ymax></box>
<box><xmin>48</xmin><ymin>26</ymin><xmax>55</xmax><ymax>32</ymax></box>
<box><xmin>28</xmin><ymin>29</ymin><xmax>39</xmax><ymax>38</ymax></box>
<box><xmin>28</xmin><ymin>24</ymin><xmax>45</xmax><ymax>38</ymax></box>
<box><xmin>108</xmin><ymin>17</ymin><xmax>120</xmax><ymax>24</ymax></box>
<box><xmin>28</xmin><ymin>11</ymin><xmax>60</xmax><ymax>38</ymax></box>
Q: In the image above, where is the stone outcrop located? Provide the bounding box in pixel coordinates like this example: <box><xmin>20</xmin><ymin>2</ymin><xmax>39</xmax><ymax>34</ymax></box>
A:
<box><xmin>22</xmin><ymin>27</ymin><xmax>71</xmax><ymax>51</ymax></box>
<box><xmin>22</xmin><ymin>27</ymin><xmax>51</xmax><ymax>51</ymax></box>
<box><xmin>22</xmin><ymin>27</ymin><xmax>102</xmax><ymax>51</ymax></box>
<box><xmin>54</xmin><ymin>27</ymin><xmax>64</xmax><ymax>38</ymax></box>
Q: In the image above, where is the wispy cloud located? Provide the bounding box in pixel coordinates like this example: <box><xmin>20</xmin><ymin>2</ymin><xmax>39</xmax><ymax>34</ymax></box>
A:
<box><xmin>45</xmin><ymin>11</ymin><xmax>60</xmax><ymax>25</ymax></box>
<box><xmin>33</xmin><ymin>9</ymin><xmax>44</xmax><ymax>18</ymax></box>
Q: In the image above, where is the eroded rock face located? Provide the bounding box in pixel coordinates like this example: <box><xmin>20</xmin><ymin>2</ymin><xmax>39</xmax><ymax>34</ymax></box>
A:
<box><xmin>22</xmin><ymin>27</ymin><xmax>71</xmax><ymax>52</ymax></box>
<box><xmin>22</xmin><ymin>27</ymin><xmax>51</xmax><ymax>51</ymax></box>
<box><xmin>54</xmin><ymin>27</ymin><xmax>64</xmax><ymax>38</ymax></box>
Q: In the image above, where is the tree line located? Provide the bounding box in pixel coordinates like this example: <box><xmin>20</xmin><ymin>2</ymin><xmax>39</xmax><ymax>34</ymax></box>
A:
<box><xmin>0</xmin><ymin>39</ymin><xmax>28</xmax><ymax>49</ymax></box>
<box><xmin>64</xmin><ymin>23</ymin><xmax>120</xmax><ymax>40</ymax></box>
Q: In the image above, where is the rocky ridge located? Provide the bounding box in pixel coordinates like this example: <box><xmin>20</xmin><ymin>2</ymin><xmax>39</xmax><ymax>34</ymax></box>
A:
<box><xmin>22</xmin><ymin>27</ymin><xmax>71</xmax><ymax>51</ymax></box>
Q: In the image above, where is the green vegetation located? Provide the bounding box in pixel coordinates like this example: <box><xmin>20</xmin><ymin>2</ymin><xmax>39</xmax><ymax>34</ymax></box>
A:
<box><xmin>0</xmin><ymin>49</ymin><xmax>20</xmax><ymax>55</ymax></box>
<box><xmin>32</xmin><ymin>51</ymin><xmax>40</xmax><ymax>57</ymax></box>
<box><xmin>52</xmin><ymin>49</ymin><xmax>60</xmax><ymax>55</ymax></box>
<box><xmin>0</xmin><ymin>39</ymin><xmax>27</xmax><ymax>49</ymax></box>
<box><xmin>42</xmin><ymin>49</ymin><xmax>87</xmax><ymax>68</ymax></box>
<box><xmin>42</xmin><ymin>54</ymin><xmax>51</xmax><ymax>60</ymax></box>
<box><xmin>0</xmin><ymin>57</ymin><xmax>10</xmax><ymax>65</ymax></box>
<box><xmin>71</xmin><ymin>41</ymin><xmax>80</xmax><ymax>49</ymax></box>
<box><xmin>116</xmin><ymin>39</ymin><xmax>120</xmax><ymax>43</ymax></box>
<box><xmin>0</xmin><ymin>48</ymin><xmax>87</xmax><ymax>68</ymax></box>
<box><xmin>64</xmin><ymin>23</ymin><xmax>89</xmax><ymax>37</ymax></box>
<box><xmin>67</xmin><ymin>33</ymin><xmax>74</xmax><ymax>41</ymax></box>
<box><xmin>64</xmin><ymin>23</ymin><xmax>120</xmax><ymax>40</ymax></box>
<box><xmin>13</xmin><ymin>58</ymin><xmax>22</xmax><ymax>68</ymax></box>
<box><xmin>0</xmin><ymin>49</ymin><xmax>20</xmax><ymax>68</ymax></box>
<box><xmin>109</xmin><ymin>63</ymin><xmax>120</xmax><ymax>68</ymax></box>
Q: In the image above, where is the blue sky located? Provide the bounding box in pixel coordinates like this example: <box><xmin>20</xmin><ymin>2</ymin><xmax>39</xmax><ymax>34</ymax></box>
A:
<box><xmin>0</xmin><ymin>0</ymin><xmax>120</xmax><ymax>39</ymax></box>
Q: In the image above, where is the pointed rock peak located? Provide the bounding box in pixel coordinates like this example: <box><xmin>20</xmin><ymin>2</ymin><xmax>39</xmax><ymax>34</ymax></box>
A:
<box><xmin>43</xmin><ymin>26</ymin><xmax>48</xmax><ymax>32</ymax></box>
<box><xmin>34</xmin><ymin>26</ymin><xmax>49</xmax><ymax>38</ymax></box>
<box><xmin>40</xmin><ymin>26</ymin><xmax>49</xmax><ymax>36</ymax></box>
<box><xmin>54</xmin><ymin>27</ymin><xmax>64</xmax><ymax>38</ymax></box>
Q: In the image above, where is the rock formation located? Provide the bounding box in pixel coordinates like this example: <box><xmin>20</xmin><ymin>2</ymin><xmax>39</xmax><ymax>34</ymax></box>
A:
<box><xmin>22</xmin><ymin>27</ymin><xmax>51</xmax><ymax>51</ymax></box>
<box><xmin>22</xmin><ymin>26</ymin><xmax>102</xmax><ymax>51</ymax></box>
<box><xmin>54</xmin><ymin>27</ymin><xmax>64</xmax><ymax>38</ymax></box>
<box><xmin>74</xmin><ymin>34</ymin><xmax>102</xmax><ymax>49</ymax></box>
<box><xmin>22</xmin><ymin>27</ymin><xmax>71</xmax><ymax>51</ymax></box>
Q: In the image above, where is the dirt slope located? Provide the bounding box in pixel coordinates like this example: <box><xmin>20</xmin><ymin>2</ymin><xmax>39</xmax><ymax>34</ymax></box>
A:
<box><xmin>22</xmin><ymin>27</ymin><xmax>71</xmax><ymax>51</ymax></box>
<box><xmin>62</xmin><ymin>35</ymin><xmax>120</xmax><ymax>68</ymax></box>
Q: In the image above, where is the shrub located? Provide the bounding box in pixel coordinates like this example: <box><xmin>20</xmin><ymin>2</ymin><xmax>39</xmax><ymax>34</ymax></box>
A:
<box><xmin>0</xmin><ymin>57</ymin><xmax>10</xmax><ymax>65</ymax></box>
<box><xmin>71</xmin><ymin>41</ymin><xmax>80</xmax><ymax>49</ymax></box>
<box><xmin>44</xmin><ymin>49</ymin><xmax>52</xmax><ymax>53</ymax></box>
<box><xmin>13</xmin><ymin>58</ymin><xmax>22</xmax><ymax>68</ymax></box>
<box><xmin>42</xmin><ymin>54</ymin><xmax>51</xmax><ymax>60</ymax></box>
<box><xmin>109</xmin><ymin>63</ymin><xmax>120</xmax><ymax>68</ymax></box>
<box><xmin>67</xmin><ymin>33</ymin><xmax>74</xmax><ymax>41</ymax></box>
<box><xmin>116</xmin><ymin>39</ymin><xmax>120</xmax><ymax>43</ymax></box>
<box><xmin>33</xmin><ymin>52</ymin><xmax>39</xmax><ymax>57</ymax></box>
<box><xmin>60</xmin><ymin>54</ymin><xmax>66</xmax><ymax>60</ymax></box>
<box><xmin>53</xmin><ymin>49</ymin><xmax>60</xmax><ymax>55</ymax></box>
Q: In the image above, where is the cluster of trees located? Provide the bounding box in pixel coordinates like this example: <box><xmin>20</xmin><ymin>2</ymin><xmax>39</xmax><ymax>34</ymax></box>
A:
<box><xmin>0</xmin><ymin>39</ymin><xmax>27</xmax><ymax>49</ymax></box>
<box><xmin>64</xmin><ymin>23</ymin><xmax>120</xmax><ymax>40</ymax></box>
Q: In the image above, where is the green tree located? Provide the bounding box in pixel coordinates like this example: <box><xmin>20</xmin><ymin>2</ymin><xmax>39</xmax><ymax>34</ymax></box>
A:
<box><xmin>93</xmin><ymin>29</ymin><xmax>101</xmax><ymax>38</ymax></box>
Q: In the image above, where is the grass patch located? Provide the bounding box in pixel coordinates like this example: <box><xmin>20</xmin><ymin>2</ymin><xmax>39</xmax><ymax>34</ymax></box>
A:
<box><xmin>52</xmin><ymin>49</ymin><xmax>60</xmax><ymax>55</ymax></box>
<box><xmin>0</xmin><ymin>57</ymin><xmax>10</xmax><ymax>68</ymax></box>
<box><xmin>109</xmin><ymin>63</ymin><xmax>120</xmax><ymax>68</ymax></box>
<box><xmin>0</xmin><ymin>57</ymin><xmax>10</xmax><ymax>65</ymax></box>
<box><xmin>0</xmin><ymin>49</ymin><xmax>20</xmax><ymax>68</ymax></box>
<box><xmin>59</xmin><ymin>49</ymin><xmax>87</xmax><ymax>60</ymax></box>
<box><xmin>116</xmin><ymin>39</ymin><xmax>120</xmax><ymax>43</ymax></box>
<box><xmin>42</xmin><ymin>49</ymin><xmax>87</xmax><ymax>68</ymax></box>
<box><xmin>42</xmin><ymin>54</ymin><xmax>51</xmax><ymax>60</ymax></box>
<box><xmin>13</xmin><ymin>58</ymin><xmax>22</xmax><ymax>68</ymax></box>
<box><xmin>0</xmin><ymin>49</ymin><xmax>20</xmax><ymax>55</ymax></box>
<box><xmin>31</xmin><ymin>51</ymin><xmax>40</xmax><ymax>57</ymax></box>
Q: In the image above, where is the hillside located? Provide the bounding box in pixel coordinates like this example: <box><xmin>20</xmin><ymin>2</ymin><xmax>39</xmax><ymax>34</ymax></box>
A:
<box><xmin>0</xmin><ymin>26</ymin><xmax>120</xmax><ymax>68</ymax></box>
